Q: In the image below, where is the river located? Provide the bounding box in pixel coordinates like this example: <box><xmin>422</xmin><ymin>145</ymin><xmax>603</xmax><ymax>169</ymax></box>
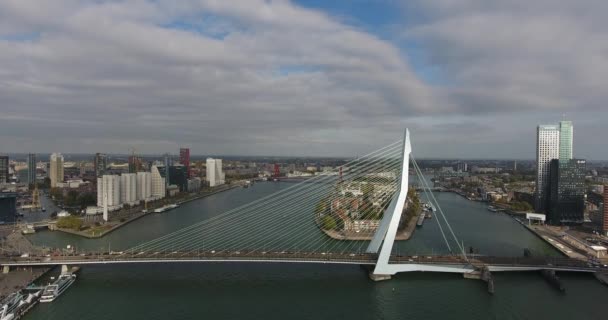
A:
<box><xmin>23</xmin><ymin>181</ymin><xmax>608</xmax><ymax>320</ymax></box>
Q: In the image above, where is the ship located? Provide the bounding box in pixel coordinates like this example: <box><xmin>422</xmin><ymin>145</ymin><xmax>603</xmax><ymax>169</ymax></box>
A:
<box><xmin>0</xmin><ymin>293</ymin><xmax>25</xmax><ymax>320</ymax></box>
<box><xmin>40</xmin><ymin>274</ymin><xmax>77</xmax><ymax>303</ymax></box>
<box><xmin>153</xmin><ymin>203</ymin><xmax>179</xmax><ymax>213</ymax></box>
<box><xmin>416</xmin><ymin>213</ymin><xmax>426</xmax><ymax>227</ymax></box>
<box><xmin>487</xmin><ymin>206</ymin><xmax>498</xmax><ymax>212</ymax></box>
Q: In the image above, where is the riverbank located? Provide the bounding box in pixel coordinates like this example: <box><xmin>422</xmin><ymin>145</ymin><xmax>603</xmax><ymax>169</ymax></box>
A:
<box><xmin>52</xmin><ymin>184</ymin><xmax>239</xmax><ymax>239</ymax></box>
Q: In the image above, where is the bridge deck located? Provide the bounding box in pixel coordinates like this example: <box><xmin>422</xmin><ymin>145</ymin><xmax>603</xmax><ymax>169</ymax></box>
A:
<box><xmin>0</xmin><ymin>251</ymin><xmax>601</xmax><ymax>273</ymax></box>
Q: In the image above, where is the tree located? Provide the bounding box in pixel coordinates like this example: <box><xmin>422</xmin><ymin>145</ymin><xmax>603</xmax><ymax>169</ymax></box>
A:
<box><xmin>78</xmin><ymin>192</ymin><xmax>96</xmax><ymax>209</ymax></box>
<box><xmin>321</xmin><ymin>215</ymin><xmax>337</xmax><ymax>230</ymax></box>
<box><xmin>56</xmin><ymin>216</ymin><xmax>83</xmax><ymax>230</ymax></box>
<box><xmin>64</xmin><ymin>190</ymin><xmax>80</xmax><ymax>207</ymax></box>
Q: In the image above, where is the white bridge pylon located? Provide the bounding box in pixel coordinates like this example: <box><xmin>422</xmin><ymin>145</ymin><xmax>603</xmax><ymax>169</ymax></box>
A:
<box><xmin>367</xmin><ymin>129</ymin><xmax>473</xmax><ymax>278</ymax></box>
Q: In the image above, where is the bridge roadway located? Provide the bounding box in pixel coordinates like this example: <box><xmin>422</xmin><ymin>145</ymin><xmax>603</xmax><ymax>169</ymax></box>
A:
<box><xmin>0</xmin><ymin>250</ymin><xmax>602</xmax><ymax>274</ymax></box>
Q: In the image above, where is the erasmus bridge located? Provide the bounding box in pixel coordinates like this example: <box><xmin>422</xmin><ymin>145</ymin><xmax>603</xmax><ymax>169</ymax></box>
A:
<box><xmin>0</xmin><ymin>130</ymin><xmax>597</xmax><ymax>282</ymax></box>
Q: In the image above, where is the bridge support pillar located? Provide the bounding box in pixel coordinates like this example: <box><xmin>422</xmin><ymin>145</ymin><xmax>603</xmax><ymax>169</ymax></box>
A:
<box><xmin>463</xmin><ymin>267</ymin><xmax>494</xmax><ymax>294</ymax></box>
<box><xmin>2</xmin><ymin>265</ymin><xmax>9</xmax><ymax>274</ymax></box>
<box><xmin>61</xmin><ymin>264</ymin><xmax>69</xmax><ymax>274</ymax></box>
<box><xmin>368</xmin><ymin>273</ymin><xmax>392</xmax><ymax>282</ymax></box>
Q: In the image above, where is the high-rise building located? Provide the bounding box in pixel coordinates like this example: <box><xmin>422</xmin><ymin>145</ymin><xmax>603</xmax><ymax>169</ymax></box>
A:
<box><xmin>180</xmin><ymin>148</ymin><xmax>190</xmax><ymax>178</ymax></box>
<box><xmin>94</xmin><ymin>153</ymin><xmax>108</xmax><ymax>177</ymax></box>
<box><xmin>535</xmin><ymin>125</ymin><xmax>560</xmax><ymax>212</ymax></box>
<box><xmin>547</xmin><ymin>159</ymin><xmax>586</xmax><ymax>224</ymax></box>
<box><xmin>164</xmin><ymin>154</ymin><xmax>172</xmax><ymax>188</ymax></box>
<box><xmin>120</xmin><ymin>173</ymin><xmax>138</xmax><ymax>204</ymax></box>
<box><xmin>559</xmin><ymin>120</ymin><xmax>573</xmax><ymax>162</ymax></box>
<box><xmin>97</xmin><ymin>175</ymin><xmax>121</xmax><ymax>207</ymax></box>
<box><xmin>137</xmin><ymin>171</ymin><xmax>152</xmax><ymax>200</ymax></box>
<box><xmin>128</xmin><ymin>155</ymin><xmax>142</xmax><ymax>173</ymax></box>
<box><xmin>170</xmin><ymin>165</ymin><xmax>189</xmax><ymax>192</ymax></box>
<box><xmin>0</xmin><ymin>193</ymin><xmax>17</xmax><ymax>223</ymax></box>
<box><xmin>151</xmin><ymin>165</ymin><xmax>166</xmax><ymax>198</ymax></box>
<box><xmin>0</xmin><ymin>155</ymin><xmax>9</xmax><ymax>184</ymax></box>
<box><xmin>603</xmin><ymin>188</ymin><xmax>608</xmax><ymax>235</ymax></box>
<box><xmin>206</xmin><ymin>158</ymin><xmax>225</xmax><ymax>187</ymax></box>
<box><xmin>27</xmin><ymin>153</ymin><xmax>37</xmax><ymax>185</ymax></box>
<box><xmin>49</xmin><ymin>153</ymin><xmax>65</xmax><ymax>188</ymax></box>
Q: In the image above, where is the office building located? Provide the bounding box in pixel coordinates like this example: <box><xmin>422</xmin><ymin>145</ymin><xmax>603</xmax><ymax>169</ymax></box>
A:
<box><xmin>206</xmin><ymin>158</ymin><xmax>225</xmax><ymax>187</ymax></box>
<box><xmin>0</xmin><ymin>193</ymin><xmax>17</xmax><ymax>223</ymax></box>
<box><xmin>120</xmin><ymin>173</ymin><xmax>138</xmax><ymax>204</ymax></box>
<box><xmin>97</xmin><ymin>175</ymin><xmax>121</xmax><ymax>207</ymax></box>
<box><xmin>559</xmin><ymin>120</ymin><xmax>573</xmax><ymax>162</ymax></box>
<box><xmin>164</xmin><ymin>154</ymin><xmax>172</xmax><ymax>188</ymax></box>
<box><xmin>137</xmin><ymin>171</ymin><xmax>152</xmax><ymax>200</ymax></box>
<box><xmin>151</xmin><ymin>165</ymin><xmax>166</xmax><ymax>198</ymax></box>
<box><xmin>27</xmin><ymin>153</ymin><xmax>37</xmax><ymax>185</ymax></box>
<box><xmin>535</xmin><ymin>125</ymin><xmax>560</xmax><ymax>212</ymax></box>
<box><xmin>187</xmin><ymin>177</ymin><xmax>202</xmax><ymax>193</ymax></box>
<box><xmin>603</xmin><ymin>188</ymin><xmax>608</xmax><ymax>235</ymax></box>
<box><xmin>0</xmin><ymin>156</ymin><xmax>8</xmax><ymax>184</ymax></box>
<box><xmin>180</xmin><ymin>148</ymin><xmax>190</xmax><ymax>178</ymax></box>
<box><xmin>94</xmin><ymin>153</ymin><xmax>108</xmax><ymax>177</ymax></box>
<box><xmin>166</xmin><ymin>165</ymin><xmax>188</xmax><ymax>192</ymax></box>
<box><xmin>49</xmin><ymin>153</ymin><xmax>65</xmax><ymax>188</ymax></box>
<box><xmin>547</xmin><ymin>159</ymin><xmax>586</xmax><ymax>224</ymax></box>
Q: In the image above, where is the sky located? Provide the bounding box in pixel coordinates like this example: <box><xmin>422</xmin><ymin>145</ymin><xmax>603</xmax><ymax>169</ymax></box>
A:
<box><xmin>1</xmin><ymin>0</ymin><xmax>607</xmax><ymax>159</ymax></box>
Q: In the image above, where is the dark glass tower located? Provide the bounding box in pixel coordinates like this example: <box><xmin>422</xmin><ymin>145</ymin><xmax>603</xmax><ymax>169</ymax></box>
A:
<box><xmin>547</xmin><ymin>159</ymin><xmax>586</xmax><ymax>224</ymax></box>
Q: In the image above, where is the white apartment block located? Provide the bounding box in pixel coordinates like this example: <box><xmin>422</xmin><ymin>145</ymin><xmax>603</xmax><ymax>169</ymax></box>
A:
<box><xmin>97</xmin><ymin>175</ymin><xmax>121</xmax><ymax>207</ymax></box>
<box><xmin>120</xmin><ymin>173</ymin><xmax>138</xmax><ymax>205</ymax></box>
<box><xmin>151</xmin><ymin>165</ymin><xmax>166</xmax><ymax>198</ymax></box>
<box><xmin>137</xmin><ymin>171</ymin><xmax>152</xmax><ymax>200</ymax></box>
<box><xmin>206</xmin><ymin>158</ymin><xmax>225</xmax><ymax>187</ymax></box>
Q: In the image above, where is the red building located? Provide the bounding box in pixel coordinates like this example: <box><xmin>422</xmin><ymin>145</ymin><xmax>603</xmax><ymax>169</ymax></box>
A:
<box><xmin>604</xmin><ymin>188</ymin><xmax>608</xmax><ymax>234</ymax></box>
<box><xmin>180</xmin><ymin>148</ymin><xmax>190</xmax><ymax>178</ymax></box>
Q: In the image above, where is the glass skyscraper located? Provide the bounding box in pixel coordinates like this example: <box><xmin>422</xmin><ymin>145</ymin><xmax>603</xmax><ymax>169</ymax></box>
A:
<box><xmin>535</xmin><ymin>125</ymin><xmax>560</xmax><ymax>212</ymax></box>
<box><xmin>548</xmin><ymin>159</ymin><xmax>586</xmax><ymax>224</ymax></box>
<box><xmin>559</xmin><ymin>120</ymin><xmax>573</xmax><ymax>162</ymax></box>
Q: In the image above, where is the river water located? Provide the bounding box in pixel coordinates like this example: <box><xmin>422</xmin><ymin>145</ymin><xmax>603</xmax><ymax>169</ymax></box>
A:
<box><xmin>24</xmin><ymin>181</ymin><xmax>608</xmax><ymax>320</ymax></box>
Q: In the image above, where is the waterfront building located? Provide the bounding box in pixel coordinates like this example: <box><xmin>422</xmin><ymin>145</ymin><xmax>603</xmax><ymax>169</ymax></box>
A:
<box><xmin>151</xmin><ymin>165</ymin><xmax>166</xmax><ymax>198</ymax></box>
<box><xmin>187</xmin><ymin>177</ymin><xmax>202</xmax><ymax>193</ymax></box>
<box><xmin>535</xmin><ymin>125</ymin><xmax>560</xmax><ymax>212</ymax></box>
<box><xmin>27</xmin><ymin>153</ymin><xmax>37</xmax><ymax>185</ymax></box>
<box><xmin>604</xmin><ymin>188</ymin><xmax>608</xmax><ymax>236</ymax></box>
<box><xmin>206</xmin><ymin>158</ymin><xmax>225</xmax><ymax>187</ymax></box>
<box><xmin>94</xmin><ymin>153</ymin><xmax>108</xmax><ymax>177</ymax></box>
<box><xmin>169</xmin><ymin>165</ymin><xmax>188</xmax><ymax>192</ymax></box>
<box><xmin>97</xmin><ymin>175</ymin><xmax>121</xmax><ymax>207</ymax></box>
<box><xmin>547</xmin><ymin>159</ymin><xmax>586</xmax><ymax>224</ymax></box>
<box><xmin>180</xmin><ymin>148</ymin><xmax>190</xmax><ymax>178</ymax></box>
<box><xmin>49</xmin><ymin>153</ymin><xmax>65</xmax><ymax>188</ymax></box>
<box><xmin>0</xmin><ymin>155</ymin><xmax>8</xmax><ymax>184</ymax></box>
<box><xmin>559</xmin><ymin>120</ymin><xmax>573</xmax><ymax>162</ymax></box>
<box><xmin>0</xmin><ymin>192</ymin><xmax>17</xmax><ymax>223</ymax></box>
<box><xmin>137</xmin><ymin>171</ymin><xmax>152</xmax><ymax>200</ymax></box>
<box><xmin>120</xmin><ymin>173</ymin><xmax>138</xmax><ymax>205</ymax></box>
<box><xmin>164</xmin><ymin>154</ymin><xmax>172</xmax><ymax>188</ymax></box>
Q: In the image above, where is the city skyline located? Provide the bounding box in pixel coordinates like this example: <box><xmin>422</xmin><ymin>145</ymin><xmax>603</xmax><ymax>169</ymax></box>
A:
<box><xmin>1</xmin><ymin>1</ymin><xmax>607</xmax><ymax>158</ymax></box>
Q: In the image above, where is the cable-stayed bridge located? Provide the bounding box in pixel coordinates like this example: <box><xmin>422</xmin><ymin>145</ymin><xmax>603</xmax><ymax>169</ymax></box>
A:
<box><xmin>0</xmin><ymin>130</ymin><xmax>600</xmax><ymax>281</ymax></box>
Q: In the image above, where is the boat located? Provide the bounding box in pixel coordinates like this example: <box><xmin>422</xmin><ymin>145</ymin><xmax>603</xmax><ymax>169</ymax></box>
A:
<box><xmin>41</xmin><ymin>207</ymin><xmax>46</xmax><ymax>212</ymax></box>
<box><xmin>487</xmin><ymin>206</ymin><xmax>498</xmax><ymax>212</ymax></box>
<box><xmin>153</xmin><ymin>203</ymin><xmax>179</xmax><ymax>213</ymax></box>
<box><xmin>39</xmin><ymin>274</ymin><xmax>77</xmax><ymax>303</ymax></box>
<box><xmin>416</xmin><ymin>213</ymin><xmax>426</xmax><ymax>227</ymax></box>
<box><xmin>0</xmin><ymin>293</ymin><xmax>25</xmax><ymax>320</ymax></box>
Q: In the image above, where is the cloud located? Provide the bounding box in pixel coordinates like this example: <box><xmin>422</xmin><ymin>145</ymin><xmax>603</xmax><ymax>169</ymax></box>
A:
<box><xmin>0</xmin><ymin>0</ymin><xmax>444</xmax><ymax>157</ymax></box>
<box><xmin>0</xmin><ymin>0</ymin><xmax>606</xmax><ymax>159</ymax></box>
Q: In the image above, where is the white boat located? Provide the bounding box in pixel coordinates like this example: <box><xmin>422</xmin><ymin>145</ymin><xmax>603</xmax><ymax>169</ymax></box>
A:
<box><xmin>0</xmin><ymin>293</ymin><xmax>24</xmax><ymax>320</ymax></box>
<box><xmin>40</xmin><ymin>274</ymin><xmax>76</xmax><ymax>303</ymax></box>
<box><xmin>153</xmin><ymin>204</ymin><xmax>179</xmax><ymax>213</ymax></box>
